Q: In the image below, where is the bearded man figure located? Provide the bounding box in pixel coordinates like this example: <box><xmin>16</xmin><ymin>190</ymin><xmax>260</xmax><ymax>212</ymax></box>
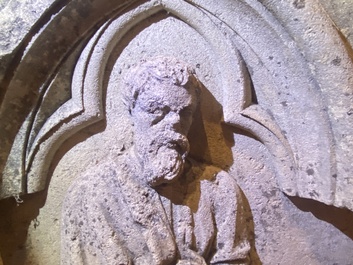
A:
<box><xmin>61</xmin><ymin>57</ymin><xmax>250</xmax><ymax>265</ymax></box>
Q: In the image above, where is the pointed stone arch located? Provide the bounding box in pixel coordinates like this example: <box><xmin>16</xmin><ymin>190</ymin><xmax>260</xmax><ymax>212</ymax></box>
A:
<box><xmin>1</xmin><ymin>0</ymin><xmax>349</xmax><ymax>212</ymax></box>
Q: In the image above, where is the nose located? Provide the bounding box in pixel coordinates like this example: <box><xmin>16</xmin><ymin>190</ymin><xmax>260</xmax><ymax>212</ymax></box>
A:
<box><xmin>165</xmin><ymin>111</ymin><xmax>182</xmax><ymax>131</ymax></box>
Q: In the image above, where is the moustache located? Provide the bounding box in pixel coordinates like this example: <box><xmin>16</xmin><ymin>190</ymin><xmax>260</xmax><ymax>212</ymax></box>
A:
<box><xmin>149</xmin><ymin>132</ymin><xmax>190</xmax><ymax>156</ymax></box>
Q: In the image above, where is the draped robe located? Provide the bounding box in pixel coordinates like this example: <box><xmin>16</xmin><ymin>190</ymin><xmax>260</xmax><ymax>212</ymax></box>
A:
<box><xmin>61</xmin><ymin>155</ymin><xmax>250</xmax><ymax>265</ymax></box>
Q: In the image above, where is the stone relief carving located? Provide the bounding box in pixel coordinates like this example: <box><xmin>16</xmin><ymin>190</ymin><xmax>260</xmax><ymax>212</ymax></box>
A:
<box><xmin>0</xmin><ymin>0</ymin><xmax>353</xmax><ymax>264</ymax></box>
<box><xmin>61</xmin><ymin>57</ymin><xmax>250</xmax><ymax>264</ymax></box>
<box><xmin>1</xmin><ymin>0</ymin><xmax>352</xmax><ymax>211</ymax></box>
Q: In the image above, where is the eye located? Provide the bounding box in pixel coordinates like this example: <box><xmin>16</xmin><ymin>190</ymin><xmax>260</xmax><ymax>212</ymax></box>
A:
<box><xmin>150</xmin><ymin>108</ymin><xmax>164</xmax><ymax>116</ymax></box>
<box><xmin>142</xmin><ymin>101</ymin><xmax>164</xmax><ymax>115</ymax></box>
<box><xmin>150</xmin><ymin>106</ymin><xmax>170</xmax><ymax>125</ymax></box>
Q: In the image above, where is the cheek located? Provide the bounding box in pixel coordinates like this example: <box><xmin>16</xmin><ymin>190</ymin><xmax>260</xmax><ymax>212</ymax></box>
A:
<box><xmin>132</xmin><ymin>111</ymin><xmax>154</xmax><ymax>129</ymax></box>
<box><xmin>132</xmin><ymin>114</ymin><xmax>160</xmax><ymax>147</ymax></box>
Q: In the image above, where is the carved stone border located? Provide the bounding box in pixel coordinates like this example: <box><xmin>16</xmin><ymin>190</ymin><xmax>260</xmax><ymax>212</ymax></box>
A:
<box><xmin>2</xmin><ymin>0</ymin><xmax>350</xmax><ymax>211</ymax></box>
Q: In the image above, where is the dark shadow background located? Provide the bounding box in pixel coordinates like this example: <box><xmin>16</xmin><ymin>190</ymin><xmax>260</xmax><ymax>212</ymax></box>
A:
<box><xmin>0</xmin><ymin>120</ymin><xmax>105</xmax><ymax>265</ymax></box>
<box><xmin>289</xmin><ymin>196</ymin><xmax>353</xmax><ymax>240</ymax></box>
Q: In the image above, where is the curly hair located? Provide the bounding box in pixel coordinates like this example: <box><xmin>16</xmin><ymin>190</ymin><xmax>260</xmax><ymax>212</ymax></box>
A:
<box><xmin>122</xmin><ymin>57</ymin><xmax>200</xmax><ymax>112</ymax></box>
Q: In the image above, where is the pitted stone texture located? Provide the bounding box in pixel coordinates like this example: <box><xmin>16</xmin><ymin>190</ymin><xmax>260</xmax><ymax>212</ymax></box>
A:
<box><xmin>62</xmin><ymin>158</ymin><xmax>250</xmax><ymax>265</ymax></box>
<box><xmin>1</xmin><ymin>0</ymin><xmax>352</xmax><ymax>209</ymax></box>
<box><xmin>0</xmin><ymin>0</ymin><xmax>54</xmax><ymax>57</ymax></box>
<box><xmin>258</xmin><ymin>0</ymin><xmax>353</xmax><ymax>209</ymax></box>
<box><xmin>315</xmin><ymin>0</ymin><xmax>353</xmax><ymax>45</ymax></box>
<box><xmin>0</xmin><ymin>0</ymin><xmax>353</xmax><ymax>265</ymax></box>
<box><xmin>61</xmin><ymin>57</ymin><xmax>251</xmax><ymax>264</ymax></box>
<box><xmin>231</xmin><ymin>132</ymin><xmax>353</xmax><ymax>265</ymax></box>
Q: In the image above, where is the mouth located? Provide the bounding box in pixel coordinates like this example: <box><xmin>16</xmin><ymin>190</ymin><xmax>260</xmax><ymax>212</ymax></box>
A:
<box><xmin>147</xmin><ymin>132</ymin><xmax>190</xmax><ymax>158</ymax></box>
<box><xmin>166</xmin><ymin>137</ymin><xmax>189</xmax><ymax>157</ymax></box>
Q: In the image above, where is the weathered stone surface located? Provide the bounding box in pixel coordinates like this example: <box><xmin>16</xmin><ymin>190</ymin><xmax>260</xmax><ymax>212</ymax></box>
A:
<box><xmin>0</xmin><ymin>0</ymin><xmax>353</xmax><ymax>264</ymax></box>
<box><xmin>258</xmin><ymin>0</ymin><xmax>353</xmax><ymax>210</ymax></box>
<box><xmin>0</xmin><ymin>0</ymin><xmax>53</xmax><ymax>57</ymax></box>
<box><xmin>61</xmin><ymin>57</ymin><xmax>251</xmax><ymax>264</ymax></box>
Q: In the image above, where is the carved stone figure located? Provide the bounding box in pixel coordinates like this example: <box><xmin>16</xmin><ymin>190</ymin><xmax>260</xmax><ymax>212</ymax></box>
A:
<box><xmin>61</xmin><ymin>57</ymin><xmax>250</xmax><ymax>265</ymax></box>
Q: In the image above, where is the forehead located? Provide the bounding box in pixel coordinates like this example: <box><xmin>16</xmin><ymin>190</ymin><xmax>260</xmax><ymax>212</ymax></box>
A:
<box><xmin>138</xmin><ymin>83</ymin><xmax>197</xmax><ymax>110</ymax></box>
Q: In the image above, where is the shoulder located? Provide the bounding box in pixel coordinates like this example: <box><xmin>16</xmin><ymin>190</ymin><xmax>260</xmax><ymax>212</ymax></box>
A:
<box><xmin>66</xmin><ymin>162</ymin><xmax>117</xmax><ymax>193</ymax></box>
<box><xmin>62</xmin><ymin>156</ymin><xmax>128</xmax><ymax>211</ymax></box>
<box><xmin>61</xmin><ymin>156</ymin><xmax>133</xmax><ymax>238</ymax></box>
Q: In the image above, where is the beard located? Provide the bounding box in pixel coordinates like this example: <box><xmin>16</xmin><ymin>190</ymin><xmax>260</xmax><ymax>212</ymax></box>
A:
<box><xmin>138</xmin><ymin>132</ymin><xmax>190</xmax><ymax>187</ymax></box>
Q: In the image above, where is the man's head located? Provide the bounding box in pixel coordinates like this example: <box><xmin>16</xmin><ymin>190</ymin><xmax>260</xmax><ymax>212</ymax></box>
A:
<box><xmin>123</xmin><ymin>57</ymin><xmax>200</xmax><ymax>187</ymax></box>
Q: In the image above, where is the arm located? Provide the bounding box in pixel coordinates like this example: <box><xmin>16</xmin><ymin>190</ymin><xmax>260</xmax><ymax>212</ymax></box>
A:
<box><xmin>61</xmin><ymin>169</ymin><xmax>133</xmax><ymax>265</ymax></box>
<box><xmin>210</xmin><ymin>171</ymin><xmax>251</xmax><ymax>265</ymax></box>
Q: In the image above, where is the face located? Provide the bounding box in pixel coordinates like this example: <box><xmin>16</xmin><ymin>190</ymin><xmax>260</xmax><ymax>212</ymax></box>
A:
<box><xmin>131</xmin><ymin>82</ymin><xmax>198</xmax><ymax>187</ymax></box>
